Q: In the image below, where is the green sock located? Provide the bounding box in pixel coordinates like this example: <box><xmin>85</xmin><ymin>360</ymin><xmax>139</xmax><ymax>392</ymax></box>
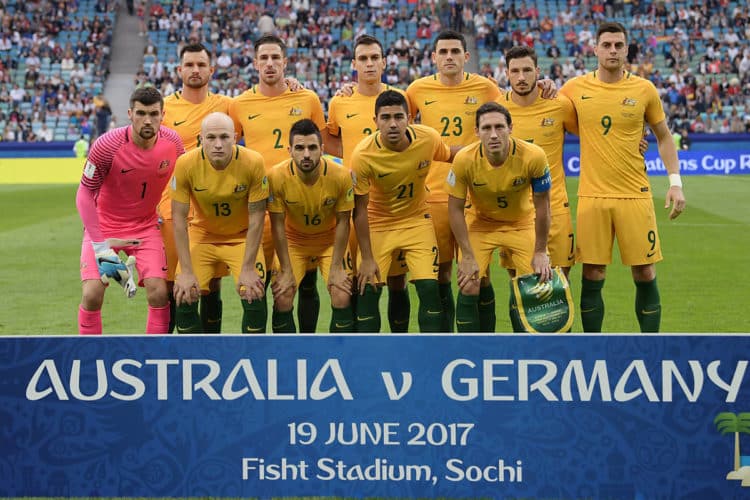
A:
<box><xmin>387</xmin><ymin>286</ymin><xmax>410</xmax><ymax>333</ymax></box>
<box><xmin>581</xmin><ymin>278</ymin><xmax>605</xmax><ymax>332</ymax></box>
<box><xmin>272</xmin><ymin>308</ymin><xmax>296</xmax><ymax>333</ymax></box>
<box><xmin>455</xmin><ymin>292</ymin><xmax>479</xmax><ymax>332</ymax></box>
<box><xmin>330</xmin><ymin>306</ymin><xmax>354</xmax><ymax>332</ymax></box>
<box><xmin>175</xmin><ymin>302</ymin><xmax>202</xmax><ymax>333</ymax></box>
<box><xmin>297</xmin><ymin>270</ymin><xmax>320</xmax><ymax>333</ymax></box>
<box><xmin>635</xmin><ymin>278</ymin><xmax>661</xmax><ymax>333</ymax></box>
<box><xmin>478</xmin><ymin>284</ymin><xmax>496</xmax><ymax>333</ymax></box>
<box><xmin>509</xmin><ymin>286</ymin><xmax>524</xmax><ymax>333</ymax></box>
<box><xmin>241</xmin><ymin>298</ymin><xmax>267</xmax><ymax>334</ymax></box>
<box><xmin>355</xmin><ymin>284</ymin><xmax>382</xmax><ymax>333</ymax></box>
<box><xmin>439</xmin><ymin>282</ymin><xmax>455</xmax><ymax>332</ymax></box>
<box><xmin>414</xmin><ymin>279</ymin><xmax>442</xmax><ymax>333</ymax></box>
<box><xmin>200</xmin><ymin>290</ymin><xmax>222</xmax><ymax>333</ymax></box>
<box><xmin>168</xmin><ymin>290</ymin><xmax>176</xmax><ymax>333</ymax></box>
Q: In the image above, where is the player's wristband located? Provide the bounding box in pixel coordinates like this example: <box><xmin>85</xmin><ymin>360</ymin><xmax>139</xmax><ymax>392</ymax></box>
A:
<box><xmin>669</xmin><ymin>174</ymin><xmax>683</xmax><ymax>188</ymax></box>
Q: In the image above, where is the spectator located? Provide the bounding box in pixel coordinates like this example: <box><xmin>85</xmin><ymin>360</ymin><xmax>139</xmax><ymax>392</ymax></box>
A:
<box><xmin>38</xmin><ymin>123</ymin><xmax>53</xmax><ymax>142</ymax></box>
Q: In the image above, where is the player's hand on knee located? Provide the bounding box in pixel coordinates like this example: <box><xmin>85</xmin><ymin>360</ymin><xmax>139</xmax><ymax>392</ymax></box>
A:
<box><xmin>174</xmin><ymin>272</ymin><xmax>200</xmax><ymax>306</ymax></box>
<box><xmin>238</xmin><ymin>269</ymin><xmax>265</xmax><ymax>302</ymax></box>
<box><xmin>328</xmin><ymin>266</ymin><xmax>352</xmax><ymax>295</ymax></box>
<box><xmin>271</xmin><ymin>268</ymin><xmax>296</xmax><ymax>297</ymax></box>
<box><xmin>456</xmin><ymin>256</ymin><xmax>480</xmax><ymax>289</ymax></box>
<box><xmin>356</xmin><ymin>258</ymin><xmax>381</xmax><ymax>295</ymax></box>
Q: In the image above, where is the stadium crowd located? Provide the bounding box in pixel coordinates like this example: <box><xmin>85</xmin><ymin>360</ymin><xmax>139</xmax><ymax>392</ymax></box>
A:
<box><xmin>0</xmin><ymin>0</ymin><xmax>115</xmax><ymax>142</ymax></box>
<box><xmin>1</xmin><ymin>0</ymin><xmax>749</xmax><ymax>143</ymax></box>
<box><xmin>138</xmin><ymin>0</ymin><xmax>749</xmax><ymax>135</ymax></box>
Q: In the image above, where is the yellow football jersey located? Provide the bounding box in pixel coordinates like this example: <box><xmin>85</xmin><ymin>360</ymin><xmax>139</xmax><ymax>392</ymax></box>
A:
<box><xmin>560</xmin><ymin>71</ymin><xmax>665</xmax><ymax>198</ymax></box>
<box><xmin>163</xmin><ymin>92</ymin><xmax>234</xmax><ymax>151</ymax></box>
<box><xmin>500</xmin><ymin>91</ymin><xmax>577</xmax><ymax>215</ymax></box>
<box><xmin>447</xmin><ymin>138</ymin><xmax>550</xmax><ymax>231</ymax></box>
<box><xmin>159</xmin><ymin>92</ymin><xmax>235</xmax><ymax>220</ymax></box>
<box><xmin>351</xmin><ymin>124</ymin><xmax>451</xmax><ymax>231</ymax></box>
<box><xmin>406</xmin><ymin>72</ymin><xmax>501</xmax><ymax>203</ymax></box>
<box><xmin>170</xmin><ymin>145</ymin><xmax>268</xmax><ymax>244</ymax></box>
<box><xmin>229</xmin><ymin>86</ymin><xmax>326</xmax><ymax>169</ymax></box>
<box><xmin>327</xmin><ymin>85</ymin><xmax>407</xmax><ymax>168</ymax></box>
<box><xmin>267</xmin><ymin>157</ymin><xmax>354</xmax><ymax>245</ymax></box>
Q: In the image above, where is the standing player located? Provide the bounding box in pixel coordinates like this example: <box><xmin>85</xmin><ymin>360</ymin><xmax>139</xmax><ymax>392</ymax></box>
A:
<box><xmin>560</xmin><ymin>22</ymin><xmax>686</xmax><ymax>332</ymax></box>
<box><xmin>500</xmin><ymin>46</ymin><xmax>579</xmax><ymax>279</ymax></box>
<box><xmin>405</xmin><ymin>30</ymin><xmax>502</xmax><ymax>332</ymax></box>
<box><xmin>268</xmin><ymin>119</ymin><xmax>354</xmax><ymax>333</ymax></box>
<box><xmin>326</xmin><ymin>34</ymin><xmax>411</xmax><ymax>332</ymax></box>
<box><xmin>352</xmin><ymin>90</ymin><xmax>455</xmax><ymax>333</ymax></box>
<box><xmin>170</xmin><ymin>113</ymin><xmax>268</xmax><ymax>333</ymax></box>
<box><xmin>229</xmin><ymin>34</ymin><xmax>335</xmax><ymax>333</ymax></box>
<box><xmin>76</xmin><ymin>87</ymin><xmax>184</xmax><ymax>334</ymax></box>
<box><xmin>448</xmin><ymin>102</ymin><xmax>553</xmax><ymax>333</ymax></box>
<box><xmin>160</xmin><ymin>42</ymin><xmax>235</xmax><ymax>334</ymax></box>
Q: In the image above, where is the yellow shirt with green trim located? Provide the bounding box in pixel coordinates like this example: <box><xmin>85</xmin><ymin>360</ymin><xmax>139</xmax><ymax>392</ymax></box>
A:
<box><xmin>267</xmin><ymin>157</ymin><xmax>354</xmax><ymax>246</ymax></box>
<box><xmin>500</xmin><ymin>90</ymin><xmax>577</xmax><ymax>215</ymax></box>
<box><xmin>560</xmin><ymin>71</ymin><xmax>666</xmax><ymax>198</ymax></box>
<box><xmin>159</xmin><ymin>92</ymin><xmax>235</xmax><ymax>220</ymax></box>
<box><xmin>170</xmin><ymin>145</ymin><xmax>268</xmax><ymax>244</ymax></box>
<box><xmin>229</xmin><ymin>86</ymin><xmax>326</xmax><ymax>169</ymax></box>
<box><xmin>406</xmin><ymin>72</ymin><xmax>501</xmax><ymax>203</ymax></box>
<box><xmin>447</xmin><ymin>138</ymin><xmax>550</xmax><ymax>231</ymax></box>
<box><xmin>351</xmin><ymin>124</ymin><xmax>451</xmax><ymax>231</ymax></box>
<box><xmin>327</xmin><ymin>85</ymin><xmax>407</xmax><ymax>169</ymax></box>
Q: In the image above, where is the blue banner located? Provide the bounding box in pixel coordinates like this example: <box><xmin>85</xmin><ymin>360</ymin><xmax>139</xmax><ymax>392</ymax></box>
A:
<box><xmin>563</xmin><ymin>150</ymin><xmax>750</xmax><ymax>177</ymax></box>
<box><xmin>1</xmin><ymin>335</ymin><xmax>749</xmax><ymax>498</ymax></box>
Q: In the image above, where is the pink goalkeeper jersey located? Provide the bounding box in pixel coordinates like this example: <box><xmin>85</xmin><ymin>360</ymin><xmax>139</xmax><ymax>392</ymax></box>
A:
<box><xmin>80</xmin><ymin>125</ymin><xmax>184</xmax><ymax>235</ymax></box>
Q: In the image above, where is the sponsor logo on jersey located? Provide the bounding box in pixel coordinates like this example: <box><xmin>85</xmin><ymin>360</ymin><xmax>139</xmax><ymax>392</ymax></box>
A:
<box><xmin>323</xmin><ymin>197</ymin><xmax>336</xmax><ymax>206</ymax></box>
<box><xmin>424</xmin><ymin>100</ymin><xmax>437</xmax><ymax>105</ymax></box>
<box><xmin>247</xmin><ymin>114</ymin><xmax>261</xmax><ymax>120</ymax></box>
<box><xmin>513</xmin><ymin>176</ymin><xmax>526</xmax><ymax>187</ymax></box>
<box><xmin>621</xmin><ymin>97</ymin><xmax>637</xmax><ymax>106</ymax></box>
<box><xmin>158</xmin><ymin>160</ymin><xmax>170</xmax><ymax>173</ymax></box>
<box><xmin>346</xmin><ymin>113</ymin><xmax>359</xmax><ymax>119</ymax></box>
<box><xmin>288</xmin><ymin>107</ymin><xmax>303</xmax><ymax>116</ymax></box>
<box><xmin>417</xmin><ymin>160</ymin><xmax>430</xmax><ymax>170</ymax></box>
<box><xmin>173</xmin><ymin>120</ymin><xmax>187</xmax><ymax>126</ymax></box>
<box><xmin>233</xmin><ymin>184</ymin><xmax>248</xmax><ymax>193</ymax></box>
<box><xmin>464</xmin><ymin>96</ymin><xmax>478</xmax><ymax>105</ymax></box>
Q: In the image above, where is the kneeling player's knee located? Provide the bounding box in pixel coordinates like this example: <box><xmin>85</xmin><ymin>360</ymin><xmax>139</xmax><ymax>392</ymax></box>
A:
<box><xmin>144</xmin><ymin>278</ymin><xmax>169</xmax><ymax>307</ymax></box>
<box><xmin>459</xmin><ymin>278</ymin><xmax>480</xmax><ymax>296</ymax></box>
<box><xmin>273</xmin><ymin>287</ymin><xmax>295</xmax><ymax>312</ymax></box>
<box><xmin>81</xmin><ymin>280</ymin><xmax>105</xmax><ymax>310</ymax></box>
<box><xmin>330</xmin><ymin>287</ymin><xmax>351</xmax><ymax>309</ymax></box>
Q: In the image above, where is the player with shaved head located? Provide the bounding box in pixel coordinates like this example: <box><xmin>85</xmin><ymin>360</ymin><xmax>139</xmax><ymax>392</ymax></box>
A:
<box><xmin>170</xmin><ymin>112</ymin><xmax>269</xmax><ymax>333</ymax></box>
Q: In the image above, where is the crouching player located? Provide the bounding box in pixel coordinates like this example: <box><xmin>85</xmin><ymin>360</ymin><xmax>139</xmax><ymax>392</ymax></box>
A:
<box><xmin>448</xmin><ymin>102</ymin><xmax>553</xmax><ymax>332</ymax></box>
<box><xmin>268</xmin><ymin>119</ymin><xmax>355</xmax><ymax>332</ymax></box>
<box><xmin>170</xmin><ymin>112</ymin><xmax>269</xmax><ymax>333</ymax></box>
<box><xmin>76</xmin><ymin>87</ymin><xmax>184</xmax><ymax>334</ymax></box>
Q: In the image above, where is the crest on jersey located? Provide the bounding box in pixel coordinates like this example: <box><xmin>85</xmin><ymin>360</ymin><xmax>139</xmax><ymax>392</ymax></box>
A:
<box><xmin>464</xmin><ymin>96</ymin><xmax>478</xmax><ymax>105</ymax></box>
<box><xmin>540</xmin><ymin>117</ymin><xmax>555</xmax><ymax>127</ymax></box>
<box><xmin>512</xmin><ymin>176</ymin><xmax>526</xmax><ymax>187</ymax></box>
<box><xmin>158</xmin><ymin>160</ymin><xmax>170</xmax><ymax>172</ymax></box>
<box><xmin>621</xmin><ymin>98</ymin><xmax>637</xmax><ymax>106</ymax></box>
<box><xmin>288</xmin><ymin>107</ymin><xmax>303</xmax><ymax>116</ymax></box>
<box><xmin>417</xmin><ymin>160</ymin><xmax>430</xmax><ymax>170</ymax></box>
<box><xmin>234</xmin><ymin>184</ymin><xmax>248</xmax><ymax>193</ymax></box>
<box><xmin>323</xmin><ymin>197</ymin><xmax>336</xmax><ymax>206</ymax></box>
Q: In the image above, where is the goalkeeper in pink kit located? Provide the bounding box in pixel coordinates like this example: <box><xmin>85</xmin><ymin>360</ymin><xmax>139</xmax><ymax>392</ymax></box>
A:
<box><xmin>76</xmin><ymin>87</ymin><xmax>185</xmax><ymax>334</ymax></box>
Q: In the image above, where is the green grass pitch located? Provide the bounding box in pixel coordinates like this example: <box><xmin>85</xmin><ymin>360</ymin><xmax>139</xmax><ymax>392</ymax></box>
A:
<box><xmin>1</xmin><ymin>176</ymin><xmax>748</xmax><ymax>334</ymax></box>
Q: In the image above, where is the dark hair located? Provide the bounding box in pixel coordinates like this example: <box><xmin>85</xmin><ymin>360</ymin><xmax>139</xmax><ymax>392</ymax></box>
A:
<box><xmin>433</xmin><ymin>29</ymin><xmax>466</xmax><ymax>52</ymax></box>
<box><xmin>596</xmin><ymin>22</ymin><xmax>628</xmax><ymax>43</ymax></box>
<box><xmin>254</xmin><ymin>34</ymin><xmax>286</xmax><ymax>56</ymax></box>
<box><xmin>475</xmin><ymin>102</ymin><xmax>512</xmax><ymax>129</ymax></box>
<box><xmin>289</xmin><ymin>118</ymin><xmax>322</xmax><ymax>146</ymax></box>
<box><xmin>354</xmin><ymin>34</ymin><xmax>384</xmax><ymax>58</ymax></box>
<box><xmin>129</xmin><ymin>86</ymin><xmax>163</xmax><ymax>110</ymax></box>
<box><xmin>374</xmin><ymin>90</ymin><xmax>408</xmax><ymax>115</ymax></box>
<box><xmin>179</xmin><ymin>42</ymin><xmax>210</xmax><ymax>60</ymax></box>
<box><xmin>505</xmin><ymin>45</ymin><xmax>538</xmax><ymax>66</ymax></box>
